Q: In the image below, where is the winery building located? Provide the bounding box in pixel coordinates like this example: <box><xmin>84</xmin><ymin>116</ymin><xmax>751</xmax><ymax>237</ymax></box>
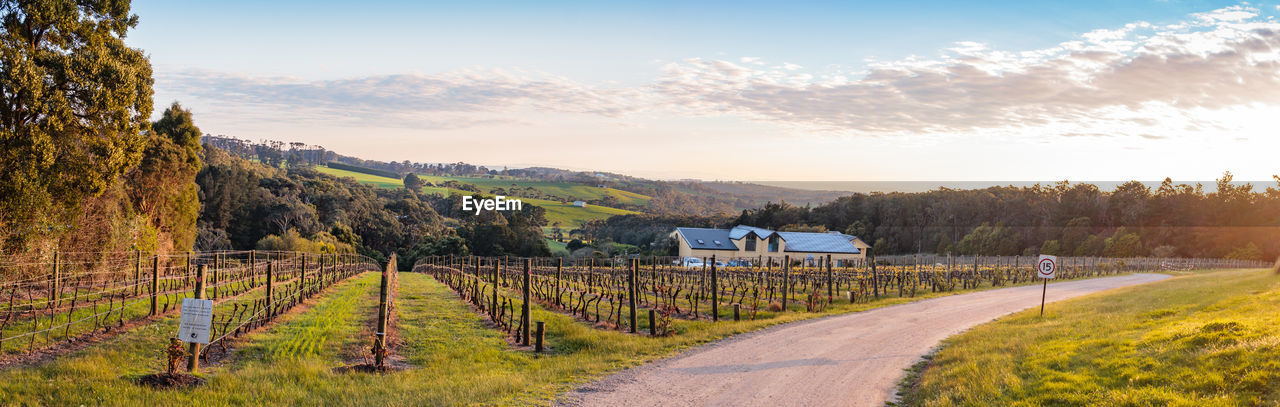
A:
<box><xmin>672</xmin><ymin>225</ymin><xmax>869</xmax><ymax>264</ymax></box>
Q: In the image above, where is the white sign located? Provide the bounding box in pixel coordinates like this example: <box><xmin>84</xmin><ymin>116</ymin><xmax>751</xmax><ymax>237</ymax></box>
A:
<box><xmin>1037</xmin><ymin>255</ymin><xmax>1058</xmax><ymax>279</ymax></box>
<box><xmin>178</xmin><ymin>298</ymin><xmax>214</xmax><ymax>344</ymax></box>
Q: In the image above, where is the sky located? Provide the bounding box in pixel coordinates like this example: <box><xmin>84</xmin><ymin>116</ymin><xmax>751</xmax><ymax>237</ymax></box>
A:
<box><xmin>129</xmin><ymin>0</ymin><xmax>1280</xmax><ymax>182</ymax></box>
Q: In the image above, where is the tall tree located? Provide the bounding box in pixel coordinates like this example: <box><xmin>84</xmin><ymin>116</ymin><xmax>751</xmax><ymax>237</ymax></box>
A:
<box><xmin>128</xmin><ymin>102</ymin><xmax>203</xmax><ymax>252</ymax></box>
<box><xmin>0</xmin><ymin>0</ymin><xmax>153</xmax><ymax>251</ymax></box>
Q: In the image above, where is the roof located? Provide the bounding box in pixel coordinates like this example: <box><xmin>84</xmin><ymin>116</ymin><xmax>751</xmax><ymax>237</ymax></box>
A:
<box><xmin>677</xmin><ymin>225</ymin><xmax>861</xmax><ymax>254</ymax></box>
<box><xmin>674</xmin><ymin>227</ymin><xmax>740</xmax><ymax>251</ymax></box>
<box><xmin>825</xmin><ymin>231</ymin><xmax>863</xmax><ymax>242</ymax></box>
<box><xmin>729</xmin><ymin>225</ymin><xmax>776</xmax><ymax>240</ymax></box>
<box><xmin>777</xmin><ymin>232</ymin><xmax>862</xmax><ymax>254</ymax></box>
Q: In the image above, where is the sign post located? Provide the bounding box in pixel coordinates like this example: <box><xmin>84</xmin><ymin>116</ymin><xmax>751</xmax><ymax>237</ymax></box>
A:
<box><xmin>1037</xmin><ymin>255</ymin><xmax>1057</xmax><ymax>317</ymax></box>
<box><xmin>179</xmin><ymin>265</ymin><xmax>212</xmax><ymax>373</ymax></box>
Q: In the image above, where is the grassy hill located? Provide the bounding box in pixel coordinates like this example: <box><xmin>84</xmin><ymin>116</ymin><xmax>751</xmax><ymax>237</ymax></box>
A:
<box><xmin>314</xmin><ymin>166</ymin><xmax>640</xmax><ymax>230</ymax></box>
<box><xmin>896</xmin><ymin>267</ymin><xmax>1279</xmax><ymax>406</ymax></box>
<box><xmin>416</xmin><ymin>174</ymin><xmax>650</xmax><ymax>206</ymax></box>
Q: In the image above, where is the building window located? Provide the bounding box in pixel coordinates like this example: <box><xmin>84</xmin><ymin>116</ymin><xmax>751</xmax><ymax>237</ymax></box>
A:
<box><xmin>768</xmin><ymin>236</ymin><xmax>779</xmax><ymax>252</ymax></box>
<box><xmin>745</xmin><ymin>235</ymin><xmax>756</xmax><ymax>251</ymax></box>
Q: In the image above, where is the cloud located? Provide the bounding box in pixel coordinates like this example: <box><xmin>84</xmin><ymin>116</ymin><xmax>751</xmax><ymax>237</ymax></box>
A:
<box><xmin>156</xmin><ymin>5</ymin><xmax>1280</xmax><ymax>139</ymax></box>
<box><xmin>156</xmin><ymin>68</ymin><xmax>645</xmax><ymax>129</ymax></box>
<box><xmin>651</xmin><ymin>5</ymin><xmax>1280</xmax><ymax>138</ymax></box>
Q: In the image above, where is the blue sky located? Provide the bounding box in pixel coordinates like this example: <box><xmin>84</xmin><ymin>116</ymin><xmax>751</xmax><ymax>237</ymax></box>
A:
<box><xmin>128</xmin><ymin>1</ymin><xmax>1280</xmax><ymax>181</ymax></box>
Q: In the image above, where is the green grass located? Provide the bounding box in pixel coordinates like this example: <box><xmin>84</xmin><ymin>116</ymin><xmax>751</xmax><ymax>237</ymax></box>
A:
<box><xmin>315</xmin><ymin>165</ymin><xmax>640</xmax><ymax>230</ymax></box>
<box><xmin>0</xmin><ymin>272</ymin><xmax>380</xmax><ymax>405</ymax></box>
<box><xmin>546</xmin><ymin>239</ymin><xmax>569</xmax><ymax>256</ymax></box>
<box><xmin>415</xmin><ymin>174</ymin><xmax>651</xmax><ymax>206</ymax></box>
<box><xmin>314</xmin><ymin>165</ymin><xmax>405</xmax><ymax>189</ymax></box>
<box><xmin>897</xmin><ymin>268</ymin><xmax>1280</xmax><ymax>406</ymax></box>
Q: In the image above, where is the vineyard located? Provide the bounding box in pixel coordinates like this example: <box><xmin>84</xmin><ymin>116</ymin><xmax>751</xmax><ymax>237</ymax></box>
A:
<box><xmin>416</xmin><ymin>254</ymin><xmax>1264</xmax><ymax>340</ymax></box>
<box><xmin>0</xmin><ymin>250</ymin><xmax>381</xmax><ymax>361</ymax></box>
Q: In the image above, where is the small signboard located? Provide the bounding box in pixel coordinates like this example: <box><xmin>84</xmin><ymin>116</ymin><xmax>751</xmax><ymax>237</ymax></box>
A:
<box><xmin>178</xmin><ymin>298</ymin><xmax>213</xmax><ymax>344</ymax></box>
<box><xmin>1037</xmin><ymin>255</ymin><xmax>1057</xmax><ymax>279</ymax></box>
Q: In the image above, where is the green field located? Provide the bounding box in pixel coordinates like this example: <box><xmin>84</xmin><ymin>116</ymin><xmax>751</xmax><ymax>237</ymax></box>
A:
<box><xmin>314</xmin><ymin>166</ymin><xmax>641</xmax><ymax>230</ymax></box>
<box><xmin>546</xmin><ymin>239</ymin><xmax>569</xmax><ymax>255</ymax></box>
<box><xmin>416</xmin><ymin>174</ymin><xmax>650</xmax><ymax>206</ymax></box>
<box><xmin>897</xmin><ymin>268</ymin><xmax>1280</xmax><ymax>406</ymax></box>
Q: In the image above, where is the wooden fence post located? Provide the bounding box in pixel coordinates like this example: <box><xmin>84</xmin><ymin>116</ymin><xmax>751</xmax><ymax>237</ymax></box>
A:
<box><xmin>49</xmin><ymin>250</ymin><xmax>59</xmax><ymax>310</ymax></box>
<box><xmin>535</xmin><ymin>321</ymin><xmax>545</xmax><ymax>353</ymax></box>
<box><xmin>375</xmin><ymin>254</ymin><xmax>393</xmax><ymax>367</ymax></box>
<box><xmin>870</xmin><ymin>253</ymin><xmax>879</xmax><ymax>299</ymax></box>
<box><xmin>150</xmin><ymin>255</ymin><xmax>159</xmax><ymax>316</ymax></box>
<box><xmin>826</xmin><ymin>254</ymin><xmax>833</xmax><ymax>302</ymax></box>
<box><xmin>649</xmin><ymin>309</ymin><xmax>657</xmax><ymax>336</ymax></box>
<box><xmin>186</xmin><ymin>265</ymin><xmax>206</xmax><ymax>373</ymax></box>
<box><xmin>492</xmin><ymin>260</ymin><xmax>499</xmax><ymax>317</ymax></box>
<box><xmin>629</xmin><ymin>258</ymin><xmax>638</xmax><ymax>333</ymax></box>
<box><xmin>266</xmin><ymin>262</ymin><xmax>274</xmax><ymax>317</ymax></box>
<box><xmin>522</xmin><ymin>258</ymin><xmax>532</xmax><ymax>345</ymax></box>
<box><xmin>212</xmin><ymin>253</ymin><xmax>220</xmax><ymax>301</ymax></box>
<box><xmin>555</xmin><ymin>258</ymin><xmax>563</xmax><ymax>307</ymax></box>
<box><xmin>134</xmin><ymin>250</ymin><xmax>141</xmax><ymax>297</ymax></box>
<box><xmin>782</xmin><ymin>255</ymin><xmax>790</xmax><ymax>311</ymax></box>
<box><xmin>711</xmin><ymin>255</ymin><xmax>718</xmax><ymax>322</ymax></box>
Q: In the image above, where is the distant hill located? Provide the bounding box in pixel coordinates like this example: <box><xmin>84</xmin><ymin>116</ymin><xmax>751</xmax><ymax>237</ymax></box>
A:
<box><xmin>204</xmin><ymin>134</ymin><xmax>848</xmax><ymax>218</ymax></box>
<box><xmin>314</xmin><ymin>166</ymin><xmax>640</xmax><ymax>231</ymax></box>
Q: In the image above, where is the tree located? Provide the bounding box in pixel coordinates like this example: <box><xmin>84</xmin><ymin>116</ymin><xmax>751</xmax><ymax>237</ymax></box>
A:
<box><xmin>0</xmin><ymin>1</ymin><xmax>154</xmax><ymax>251</ymax></box>
<box><xmin>1102</xmin><ymin>227</ymin><xmax>1143</xmax><ymax>257</ymax></box>
<box><xmin>128</xmin><ymin>102</ymin><xmax>203</xmax><ymax>252</ymax></box>
<box><xmin>1225</xmin><ymin>242</ymin><xmax>1262</xmax><ymax>261</ymax></box>
<box><xmin>403</xmin><ymin>173</ymin><xmax>423</xmax><ymax>192</ymax></box>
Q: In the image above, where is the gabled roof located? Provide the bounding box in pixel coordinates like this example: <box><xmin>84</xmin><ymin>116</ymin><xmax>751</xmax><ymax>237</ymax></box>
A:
<box><xmin>777</xmin><ymin>231</ymin><xmax>862</xmax><ymax>254</ymax></box>
<box><xmin>729</xmin><ymin>225</ymin><xmax>776</xmax><ymax>240</ymax></box>
<box><xmin>674</xmin><ymin>227</ymin><xmax>739</xmax><ymax>251</ymax></box>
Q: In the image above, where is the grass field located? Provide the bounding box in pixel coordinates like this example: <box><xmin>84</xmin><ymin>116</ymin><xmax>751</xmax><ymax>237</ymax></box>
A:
<box><xmin>896</xmin><ymin>267</ymin><xmax>1280</xmax><ymax>406</ymax></box>
<box><xmin>315</xmin><ymin>166</ymin><xmax>640</xmax><ymax>230</ymax></box>
<box><xmin>546</xmin><ymin>239</ymin><xmax>569</xmax><ymax>255</ymax></box>
<box><xmin>415</xmin><ymin>174</ymin><xmax>651</xmax><ymax>206</ymax></box>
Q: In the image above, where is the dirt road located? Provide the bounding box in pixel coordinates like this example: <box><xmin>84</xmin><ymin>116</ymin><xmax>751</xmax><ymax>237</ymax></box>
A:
<box><xmin>560</xmin><ymin>273</ymin><xmax>1170</xmax><ymax>407</ymax></box>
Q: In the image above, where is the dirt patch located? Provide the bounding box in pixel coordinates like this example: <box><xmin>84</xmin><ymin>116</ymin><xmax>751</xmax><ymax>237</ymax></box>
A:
<box><xmin>136</xmin><ymin>373</ymin><xmax>206</xmax><ymax>389</ymax></box>
<box><xmin>333</xmin><ymin>362</ymin><xmax>399</xmax><ymax>374</ymax></box>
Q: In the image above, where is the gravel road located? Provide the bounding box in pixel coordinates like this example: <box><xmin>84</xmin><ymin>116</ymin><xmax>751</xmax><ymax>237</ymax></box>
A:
<box><xmin>560</xmin><ymin>273</ymin><xmax>1170</xmax><ymax>407</ymax></box>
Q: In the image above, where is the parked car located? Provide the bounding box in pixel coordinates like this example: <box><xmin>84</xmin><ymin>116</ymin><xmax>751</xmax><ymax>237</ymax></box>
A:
<box><xmin>677</xmin><ymin>257</ymin><xmax>704</xmax><ymax>267</ymax></box>
<box><xmin>725</xmin><ymin>259</ymin><xmax>753</xmax><ymax>267</ymax></box>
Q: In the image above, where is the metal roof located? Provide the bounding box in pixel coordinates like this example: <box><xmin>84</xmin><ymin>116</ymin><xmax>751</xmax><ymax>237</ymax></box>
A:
<box><xmin>675</xmin><ymin>227</ymin><xmax>740</xmax><ymax>251</ymax></box>
<box><xmin>729</xmin><ymin>225</ymin><xmax>776</xmax><ymax>240</ymax></box>
<box><xmin>777</xmin><ymin>231</ymin><xmax>862</xmax><ymax>254</ymax></box>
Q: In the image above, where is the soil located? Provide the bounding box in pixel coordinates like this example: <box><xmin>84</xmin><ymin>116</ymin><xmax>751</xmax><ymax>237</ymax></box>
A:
<box><xmin>136</xmin><ymin>372</ymin><xmax>206</xmax><ymax>389</ymax></box>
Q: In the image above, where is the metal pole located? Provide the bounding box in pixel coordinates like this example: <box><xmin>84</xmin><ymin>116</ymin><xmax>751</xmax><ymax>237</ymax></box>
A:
<box><xmin>1039</xmin><ymin>277</ymin><xmax>1047</xmax><ymax>317</ymax></box>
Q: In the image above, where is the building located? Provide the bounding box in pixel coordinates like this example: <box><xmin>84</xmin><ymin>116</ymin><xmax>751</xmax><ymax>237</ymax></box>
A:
<box><xmin>672</xmin><ymin>225</ymin><xmax>870</xmax><ymax>265</ymax></box>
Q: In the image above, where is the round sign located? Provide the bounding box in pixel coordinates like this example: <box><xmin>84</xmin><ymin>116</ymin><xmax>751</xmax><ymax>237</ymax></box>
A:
<box><xmin>1038</xmin><ymin>257</ymin><xmax>1056</xmax><ymax>277</ymax></box>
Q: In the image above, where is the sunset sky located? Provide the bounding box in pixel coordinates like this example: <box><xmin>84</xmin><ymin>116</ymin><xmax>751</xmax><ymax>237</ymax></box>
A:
<box><xmin>129</xmin><ymin>1</ymin><xmax>1280</xmax><ymax>182</ymax></box>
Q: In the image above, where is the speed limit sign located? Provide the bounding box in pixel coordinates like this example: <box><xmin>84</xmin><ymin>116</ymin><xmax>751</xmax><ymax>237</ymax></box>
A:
<box><xmin>1037</xmin><ymin>255</ymin><xmax>1057</xmax><ymax>279</ymax></box>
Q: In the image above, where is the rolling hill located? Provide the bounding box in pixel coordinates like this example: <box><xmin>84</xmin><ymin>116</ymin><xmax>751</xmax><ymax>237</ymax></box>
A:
<box><xmin>314</xmin><ymin>166</ymin><xmax>641</xmax><ymax>231</ymax></box>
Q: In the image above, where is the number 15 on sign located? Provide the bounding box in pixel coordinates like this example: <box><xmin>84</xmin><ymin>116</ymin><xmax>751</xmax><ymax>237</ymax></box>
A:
<box><xmin>1037</xmin><ymin>255</ymin><xmax>1057</xmax><ymax>317</ymax></box>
